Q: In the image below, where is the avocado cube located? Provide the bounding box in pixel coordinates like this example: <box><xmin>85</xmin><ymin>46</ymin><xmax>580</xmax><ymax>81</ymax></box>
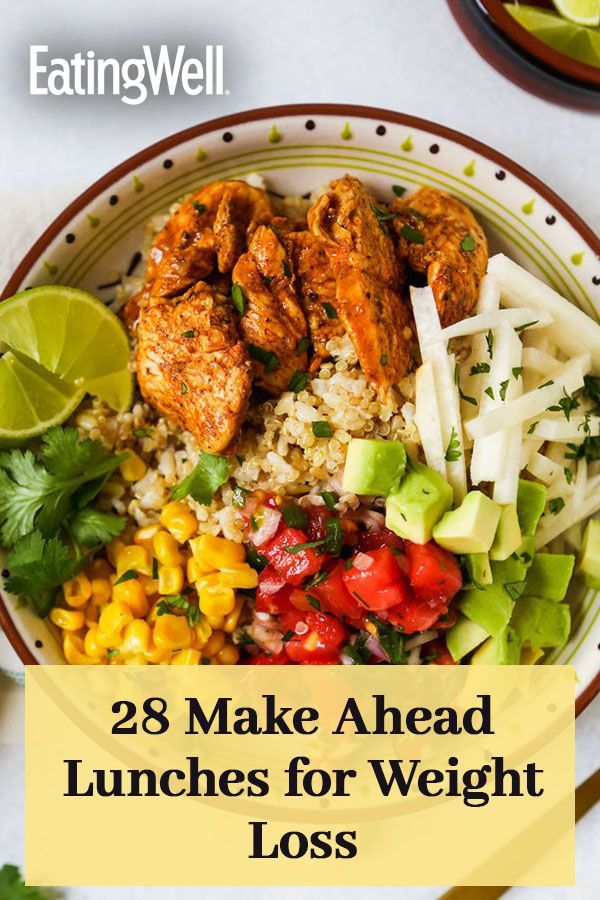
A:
<box><xmin>511</xmin><ymin>595</ymin><xmax>571</xmax><ymax>650</ymax></box>
<box><xmin>516</xmin><ymin>479</ymin><xmax>547</xmax><ymax>537</ymax></box>
<box><xmin>342</xmin><ymin>438</ymin><xmax>407</xmax><ymax>496</ymax></box>
<box><xmin>490</xmin><ymin>554</ymin><xmax>528</xmax><ymax>600</ymax></box>
<box><xmin>578</xmin><ymin>519</ymin><xmax>600</xmax><ymax>583</ymax></box>
<box><xmin>385</xmin><ymin>459</ymin><xmax>453</xmax><ymax>544</ymax></box>
<box><xmin>464</xmin><ymin>552</ymin><xmax>493</xmax><ymax>587</ymax></box>
<box><xmin>521</xmin><ymin>646</ymin><xmax>544</xmax><ymax>665</ymax></box>
<box><xmin>525</xmin><ymin>553</ymin><xmax>575</xmax><ymax>602</ymax></box>
<box><xmin>490</xmin><ymin>504</ymin><xmax>522</xmax><ymax>562</ymax></box>
<box><xmin>446</xmin><ymin>615</ymin><xmax>488</xmax><ymax>662</ymax></box>
<box><xmin>432</xmin><ymin>491</ymin><xmax>502</xmax><ymax>554</ymax></box>
<box><xmin>457</xmin><ymin>582</ymin><xmax>514</xmax><ymax>637</ymax></box>
<box><xmin>470</xmin><ymin>626</ymin><xmax>522</xmax><ymax>665</ymax></box>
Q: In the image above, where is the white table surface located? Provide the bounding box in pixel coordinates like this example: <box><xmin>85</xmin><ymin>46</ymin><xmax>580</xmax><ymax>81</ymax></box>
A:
<box><xmin>1</xmin><ymin>0</ymin><xmax>599</xmax><ymax>897</ymax></box>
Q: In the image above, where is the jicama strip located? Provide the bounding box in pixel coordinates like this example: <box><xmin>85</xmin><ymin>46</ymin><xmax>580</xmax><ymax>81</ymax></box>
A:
<box><xmin>526</xmin><ymin>451</ymin><xmax>563</xmax><ymax>484</ymax></box>
<box><xmin>563</xmin><ymin>522</ymin><xmax>583</xmax><ymax>550</ymax></box>
<box><xmin>526</xmin><ymin>415</ymin><xmax>600</xmax><ymax>442</ymax></box>
<box><xmin>470</xmin><ymin>321</ymin><xmax>522</xmax><ymax>486</ymax></box>
<box><xmin>411</xmin><ymin>285</ymin><xmax>444</xmax><ymax>359</ymax></box>
<box><xmin>490</xmin><ymin>328</ymin><xmax>524</xmax><ymax>504</ymax></box>
<box><xmin>488</xmin><ymin>254</ymin><xmax>600</xmax><ymax>371</ymax></box>
<box><xmin>520</xmin><ymin>438</ymin><xmax>544</xmax><ymax>470</ymax></box>
<box><xmin>460</xmin><ymin>276</ymin><xmax>501</xmax><ymax>426</ymax></box>
<box><xmin>534</xmin><ymin>488</ymin><xmax>600</xmax><ymax>550</ymax></box>
<box><xmin>441</xmin><ymin>307</ymin><xmax>551</xmax><ymax>341</ymax></box>
<box><xmin>573</xmin><ymin>458</ymin><xmax>588</xmax><ymax>507</ymax></box>
<box><xmin>521</xmin><ymin>347</ymin><xmax>561</xmax><ymax>376</ymax></box>
<box><xmin>465</xmin><ymin>356</ymin><xmax>589</xmax><ymax>440</ymax></box>
<box><xmin>414</xmin><ymin>358</ymin><xmax>447</xmax><ymax>479</ymax></box>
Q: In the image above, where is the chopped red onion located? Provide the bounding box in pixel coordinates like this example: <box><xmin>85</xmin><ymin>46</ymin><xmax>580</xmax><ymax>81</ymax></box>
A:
<box><xmin>249</xmin><ymin>507</ymin><xmax>282</xmax><ymax>547</ymax></box>
<box><xmin>404</xmin><ymin>630</ymin><xmax>438</xmax><ymax>651</ymax></box>
<box><xmin>353</xmin><ymin>552</ymin><xmax>374</xmax><ymax>571</ymax></box>
<box><xmin>364</xmin><ymin>633</ymin><xmax>390</xmax><ymax>662</ymax></box>
<box><xmin>259</xmin><ymin>573</ymin><xmax>286</xmax><ymax>595</ymax></box>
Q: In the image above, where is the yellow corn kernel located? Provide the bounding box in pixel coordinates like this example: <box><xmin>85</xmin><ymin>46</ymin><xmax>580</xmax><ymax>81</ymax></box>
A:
<box><xmin>202</xmin><ymin>629</ymin><xmax>226</xmax><ymax>658</ymax></box>
<box><xmin>119</xmin><ymin>450</ymin><xmax>147</xmax><ymax>482</ymax></box>
<box><xmin>192</xmin><ymin>618</ymin><xmax>213</xmax><ymax>650</ymax></box>
<box><xmin>218</xmin><ymin>564</ymin><xmax>259</xmax><ymax>590</ymax></box>
<box><xmin>187</xmin><ymin>557</ymin><xmax>208</xmax><ymax>583</ymax></box>
<box><xmin>87</xmin><ymin>557</ymin><xmax>113</xmax><ymax>580</ymax></box>
<box><xmin>223</xmin><ymin>596</ymin><xmax>245</xmax><ymax>634</ymax></box>
<box><xmin>63</xmin><ymin>574</ymin><xmax>92</xmax><ymax>608</ymax></box>
<box><xmin>158</xmin><ymin>565</ymin><xmax>184</xmax><ymax>596</ymax></box>
<box><xmin>139</xmin><ymin>574</ymin><xmax>159</xmax><ymax>597</ymax></box>
<box><xmin>153</xmin><ymin>614</ymin><xmax>193</xmax><ymax>650</ymax></box>
<box><xmin>112</xmin><ymin>579</ymin><xmax>149</xmax><ymax>618</ymax></box>
<box><xmin>124</xmin><ymin>654</ymin><xmax>148</xmax><ymax>665</ymax></box>
<box><xmin>193</xmin><ymin>533</ymin><xmax>245</xmax><ymax>569</ymax></box>
<box><xmin>144</xmin><ymin>642</ymin><xmax>172</xmax><ymax>664</ymax></box>
<box><xmin>133</xmin><ymin>523</ymin><xmax>163</xmax><ymax>554</ymax></box>
<box><xmin>63</xmin><ymin>633</ymin><xmax>101</xmax><ymax>665</ymax></box>
<box><xmin>121</xmin><ymin>619</ymin><xmax>152</xmax><ymax>656</ymax></box>
<box><xmin>90</xmin><ymin>577</ymin><xmax>112</xmax><ymax>605</ymax></box>
<box><xmin>83</xmin><ymin>626</ymin><xmax>107</xmax><ymax>660</ymax></box>
<box><xmin>50</xmin><ymin>607</ymin><xmax>85</xmax><ymax>631</ymax></box>
<box><xmin>198</xmin><ymin>583</ymin><xmax>236</xmax><ymax>617</ymax></box>
<box><xmin>116</xmin><ymin>544</ymin><xmax>150</xmax><ymax>576</ymax></box>
<box><xmin>160</xmin><ymin>501</ymin><xmax>198</xmax><ymax>544</ymax></box>
<box><xmin>188</xmin><ymin>537</ymin><xmax>217</xmax><ymax>574</ymax></box>
<box><xmin>216</xmin><ymin>643</ymin><xmax>240</xmax><ymax>666</ymax></box>
<box><xmin>171</xmin><ymin>648</ymin><xmax>201</xmax><ymax>666</ymax></box>
<box><xmin>205</xmin><ymin>614</ymin><xmax>225</xmax><ymax>630</ymax></box>
<box><xmin>106</xmin><ymin>538</ymin><xmax>126</xmax><ymax>568</ymax></box>
<box><xmin>153</xmin><ymin>531</ymin><xmax>184</xmax><ymax>566</ymax></box>
<box><xmin>97</xmin><ymin>601</ymin><xmax>133</xmax><ymax>648</ymax></box>
<box><xmin>85</xmin><ymin>603</ymin><xmax>100</xmax><ymax>626</ymax></box>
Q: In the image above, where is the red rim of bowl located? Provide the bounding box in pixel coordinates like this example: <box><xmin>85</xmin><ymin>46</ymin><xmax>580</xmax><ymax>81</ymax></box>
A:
<box><xmin>478</xmin><ymin>0</ymin><xmax>600</xmax><ymax>87</ymax></box>
<box><xmin>1</xmin><ymin>102</ymin><xmax>598</xmax><ymax>713</ymax></box>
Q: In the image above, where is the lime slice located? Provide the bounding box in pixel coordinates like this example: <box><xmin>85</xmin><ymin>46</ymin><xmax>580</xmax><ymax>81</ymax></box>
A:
<box><xmin>552</xmin><ymin>0</ymin><xmax>600</xmax><ymax>27</ymax></box>
<box><xmin>505</xmin><ymin>4</ymin><xmax>600</xmax><ymax>66</ymax></box>
<box><xmin>0</xmin><ymin>350</ymin><xmax>84</xmax><ymax>446</ymax></box>
<box><xmin>0</xmin><ymin>286</ymin><xmax>132</xmax><ymax>412</ymax></box>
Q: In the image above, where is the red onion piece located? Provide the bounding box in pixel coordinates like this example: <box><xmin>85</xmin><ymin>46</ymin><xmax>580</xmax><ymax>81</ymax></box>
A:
<box><xmin>249</xmin><ymin>508</ymin><xmax>282</xmax><ymax>547</ymax></box>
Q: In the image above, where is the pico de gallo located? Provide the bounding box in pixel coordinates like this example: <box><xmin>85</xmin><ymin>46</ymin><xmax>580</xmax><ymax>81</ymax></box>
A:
<box><xmin>241</xmin><ymin>492</ymin><xmax>461</xmax><ymax>666</ymax></box>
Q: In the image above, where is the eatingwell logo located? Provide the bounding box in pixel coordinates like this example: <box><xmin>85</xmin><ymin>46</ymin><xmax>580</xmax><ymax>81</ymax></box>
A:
<box><xmin>29</xmin><ymin>44</ymin><xmax>227</xmax><ymax>105</ymax></box>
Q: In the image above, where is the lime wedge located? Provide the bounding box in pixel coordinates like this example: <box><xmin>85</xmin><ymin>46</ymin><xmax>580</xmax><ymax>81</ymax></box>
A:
<box><xmin>0</xmin><ymin>350</ymin><xmax>84</xmax><ymax>446</ymax></box>
<box><xmin>552</xmin><ymin>0</ymin><xmax>600</xmax><ymax>27</ymax></box>
<box><xmin>0</xmin><ymin>286</ymin><xmax>132</xmax><ymax>412</ymax></box>
<box><xmin>505</xmin><ymin>4</ymin><xmax>600</xmax><ymax>65</ymax></box>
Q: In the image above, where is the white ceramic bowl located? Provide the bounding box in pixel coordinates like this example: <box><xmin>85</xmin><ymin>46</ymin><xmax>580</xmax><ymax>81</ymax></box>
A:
<box><xmin>1</xmin><ymin>104</ymin><xmax>599</xmax><ymax>710</ymax></box>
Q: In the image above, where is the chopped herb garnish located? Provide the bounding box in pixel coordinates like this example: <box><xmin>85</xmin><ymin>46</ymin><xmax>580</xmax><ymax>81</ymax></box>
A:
<box><xmin>538</xmin><ymin>380</ymin><xmax>554</xmax><ymax>389</ymax></box>
<box><xmin>504</xmin><ymin>580</ymin><xmax>526</xmax><ymax>601</ymax></box>
<box><xmin>295</xmin><ymin>336</ymin><xmax>311</xmax><ymax>356</ymax></box>
<box><xmin>380</xmin><ymin>354</ymin><xmax>388</xmax><ymax>366</ymax></box>
<box><xmin>181</xmin><ymin>329</ymin><xmax>196</xmax><ymax>339</ymax></box>
<box><xmin>306</xmin><ymin>596</ymin><xmax>321</xmax><ymax>611</ymax></box>
<box><xmin>303</xmin><ymin>570</ymin><xmax>329</xmax><ymax>589</ymax></box>
<box><xmin>232</xmin><ymin>485</ymin><xmax>250</xmax><ymax>508</ymax></box>
<box><xmin>548</xmin><ymin>388</ymin><xmax>580</xmax><ymax>421</ymax></box>
<box><xmin>371</xmin><ymin>204</ymin><xmax>399</xmax><ymax>223</ymax></box>
<box><xmin>246</xmin><ymin>544</ymin><xmax>268</xmax><ymax>572</ymax></box>
<box><xmin>133</xmin><ymin>428</ymin><xmax>151</xmax><ymax>438</ymax></box>
<box><xmin>549</xmin><ymin>497</ymin><xmax>565</xmax><ymax>515</ymax></box>
<box><xmin>470</xmin><ymin>362</ymin><xmax>490</xmax><ymax>375</ymax></box>
<box><xmin>512</xmin><ymin>367</ymin><xmax>523</xmax><ymax>379</ymax></box>
<box><xmin>369</xmin><ymin>616</ymin><xmax>407</xmax><ymax>664</ymax></box>
<box><xmin>282</xmin><ymin>503</ymin><xmax>308</xmax><ymax>529</ymax></box>
<box><xmin>152</xmin><ymin>557</ymin><xmax>159</xmax><ymax>580</ymax></box>
<box><xmin>455</xmin><ymin>363</ymin><xmax>478</xmax><ymax>406</ymax></box>
<box><xmin>281</xmin><ymin>629</ymin><xmax>295</xmax><ymax>643</ymax></box>
<box><xmin>486</xmin><ymin>330</ymin><xmax>494</xmax><ymax>359</ymax></box>
<box><xmin>248</xmin><ymin>343</ymin><xmax>279</xmax><ymax>373</ymax></box>
<box><xmin>261</xmin><ymin>274</ymin><xmax>274</xmax><ymax>286</ymax></box>
<box><xmin>282</xmin><ymin>261</ymin><xmax>292</xmax><ymax>278</ymax></box>
<box><xmin>527</xmin><ymin>421</ymin><xmax>538</xmax><ymax>434</ymax></box>
<box><xmin>392</xmin><ymin>185</ymin><xmax>406</xmax><ymax>197</ymax></box>
<box><xmin>249</xmin><ymin>515</ymin><xmax>258</xmax><ymax>532</ymax></box>
<box><xmin>323</xmin><ymin>302</ymin><xmax>338</xmax><ymax>319</ymax></box>
<box><xmin>115</xmin><ymin>569</ymin><xmax>137</xmax><ymax>585</ymax></box>
<box><xmin>171</xmin><ymin>450</ymin><xmax>229</xmax><ymax>505</ymax></box>
<box><xmin>321</xmin><ymin>491</ymin><xmax>338</xmax><ymax>511</ymax></box>
<box><xmin>312</xmin><ymin>421</ymin><xmax>333</xmax><ymax>438</ymax></box>
<box><xmin>484</xmin><ymin>386</ymin><xmax>495</xmax><ymax>400</ymax></box>
<box><xmin>231</xmin><ymin>283</ymin><xmax>245</xmax><ymax>315</ymax></box>
<box><xmin>460</xmin><ymin>234</ymin><xmax>477</xmax><ymax>252</ymax></box>
<box><xmin>514</xmin><ymin>320</ymin><xmax>539</xmax><ymax>333</ymax></box>
<box><xmin>107</xmin><ymin>648</ymin><xmax>119</xmax><ymax>659</ymax></box>
<box><xmin>288</xmin><ymin>370</ymin><xmax>308</xmax><ymax>393</ymax></box>
<box><xmin>399</xmin><ymin>223</ymin><xmax>425</xmax><ymax>244</ymax></box>
<box><xmin>181</xmin><ymin>382</ymin><xmax>188</xmax><ymax>395</ymax></box>
<box><xmin>156</xmin><ymin>594</ymin><xmax>200</xmax><ymax>627</ymax></box>
<box><xmin>499</xmin><ymin>379</ymin><xmax>509</xmax><ymax>401</ymax></box>
<box><xmin>445</xmin><ymin>427</ymin><xmax>462</xmax><ymax>462</ymax></box>
<box><xmin>193</xmin><ymin>201</ymin><xmax>207</xmax><ymax>214</ymax></box>
<box><xmin>564</xmin><ymin>467</ymin><xmax>574</xmax><ymax>485</ymax></box>
<box><xmin>324</xmin><ymin>518</ymin><xmax>344</xmax><ymax>555</ymax></box>
<box><xmin>583</xmin><ymin>375</ymin><xmax>600</xmax><ymax>410</ymax></box>
<box><xmin>285</xmin><ymin>538</ymin><xmax>326</xmax><ymax>554</ymax></box>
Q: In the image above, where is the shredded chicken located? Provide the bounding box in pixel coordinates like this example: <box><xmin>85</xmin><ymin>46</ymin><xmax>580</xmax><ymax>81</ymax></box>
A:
<box><xmin>390</xmin><ymin>186</ymin><xmax>488</xmax><ymax>326</ymax></box>
<box><xmin>135</xmin><ymin>283</ymin><xmax>252</xmax><ymax>452</ymax></box>
<box><xmin>308</xmin><ymin>175</ymin><xmax>413</xmax><ymax>398</ymax></box>
<box><xmin>232</xmin><ymin>225</ymin><xmax>309</xmax><ymax>394</ymax></box>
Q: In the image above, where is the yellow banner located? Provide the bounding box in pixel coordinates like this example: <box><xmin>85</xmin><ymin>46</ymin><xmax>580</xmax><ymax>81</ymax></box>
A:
<box><xmin>26</xmin><ymin>665</ymin><xmax>574</xmax><ymax>886</ymax></box>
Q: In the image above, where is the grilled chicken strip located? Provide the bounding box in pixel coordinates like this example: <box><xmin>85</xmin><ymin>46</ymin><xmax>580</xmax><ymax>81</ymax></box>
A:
<box><xmin>232</xmin><ymin>225</ymin><xmax>309</xmax><ymax>395</ymax></box>
<box><xmin>390</xmin><ymin>187</ymin><xmax>488</xmax><ymax>326</ymax></box>
<box><xmin>307</xmin><ymin>175</ymin><xmax>413</xmax><ymax>398</ymax></box>
<box><xmin>123</xmin><ymin>180</ymin><xmax>273</xmax><ymax>329</ymax></box>
<box><xmin>284</xmin><ymin>231</ymin><xmax>345</xmax><ymax>371</ymax></box>
<box><xmin>135</xmin><ymin>283</ymin><xmax>252</xmax><ymax>453</ymax></box>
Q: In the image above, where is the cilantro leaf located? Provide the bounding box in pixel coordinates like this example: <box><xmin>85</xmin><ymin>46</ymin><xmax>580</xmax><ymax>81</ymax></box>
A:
<box><xmin>445</xmin><ymin>426</ymin><xmax>462</xmax><ymax>462</ymax></box>
<box><xmin>0</xmin><ymin>864</ymin><xmax>50</xmax><ymax>900</ymax></box>
<box><xmin>5</xmin><ymin>532</ymin><xmax>86</xmax><ymax>617</ymax></box>
<box><xmin>69</xmin><ymin>508</ymin><xmax>126</xmax><ymax>548</ymax></box>
<box><xmin>460</xmin><ymin>234</ymin><xmax>476</xmax><ymax>252</ymax></box>
<box><xmin>231</xmin><ymin>283</ymin><xmax>245</xmax><ymax>315</ymax></box>
<box><xmin>171</xmin><ymin>451</ymin><xmax>229</xmax><ymax>505</ymax></box>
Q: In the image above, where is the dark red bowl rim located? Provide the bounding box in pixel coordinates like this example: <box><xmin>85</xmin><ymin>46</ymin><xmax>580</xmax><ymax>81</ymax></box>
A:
<box><xmin>1</xmin><ymin>102</ymin><xmax>598</xmax><ymax>715</ymax></box>
<box><xmin>479</xmin><ymin>0</ymin><xmax>600</xmax><ymax>87</ymax></box>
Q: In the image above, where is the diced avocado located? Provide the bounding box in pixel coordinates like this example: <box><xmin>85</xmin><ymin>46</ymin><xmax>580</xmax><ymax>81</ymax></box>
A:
<box><xmin>446</xmin><ymin>615</ymin><xmax>488</xmax><ymax>662</ymax></box>
<box><xmin>432</xmin><ymin>491</ymin><xmax>501</xmax><ymax>554</ymax></box>
<box><xmin>490</xmin><ymin>504</ymin><xmax>522</xmax><ymax>562</ymax></box>
<box><xmin>516</xmin><ymin>478</ymin><xmax>547</xmax><ymax>537</ymax></box>
<box><xmin>578</xmin><ymin>519</ymin><xmax>600</xmax><ymax>587</ymax></box>
<box><xmin>385</xmin><ymin>458</ymin><xmax>453</xmax><ymax>544</ymax></box>
<box><xmin>457</xmin><ymin>582</ymin><xmax>514</xmax><ymax>637</ymax></box>
<box><xmin>521</xmin><ymin>646</ymin><xmax>544</xmax><ymax>665</ymax></box>
<box><xmin>464</xmin><ymin>552</ymin><xmax>493</xmax><ymax>587</ymax></box>
<box><xmin>511</xmin><ymin>596</ymin><xmax>571</xmax><ymax>650</ymax></box>
<box><xmin>342</xmin><ymin>438</ymin><xmax>407</xmax><ymax>496</ymax></box>
<box><xmin>490</xmin><ymin>554</ymin><xmax>528</xmax><ymax>601</ymax></box>
<box><xmin>525</xmin><ymin>553</ymin><xmax>575</xmax><ymax>602</ymax></box>
<box><xmin>470</xmin><ymin>626</ymin><xmax>522</xmax><ymax>665</ymax></box>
